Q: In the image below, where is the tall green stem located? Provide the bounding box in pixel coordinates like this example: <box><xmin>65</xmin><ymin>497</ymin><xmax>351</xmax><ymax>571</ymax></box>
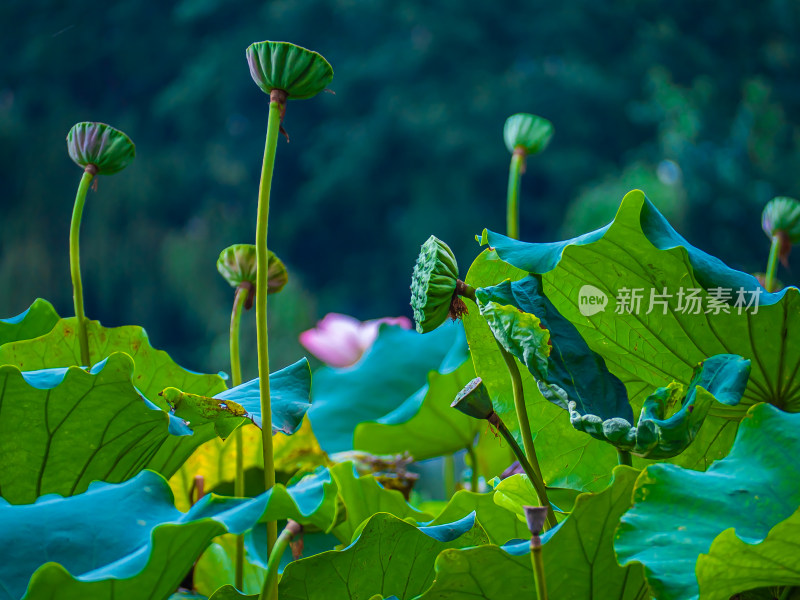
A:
<box><xmin>256</xmin><ymin>91</ymin><xmax>284</xmax><ymax>600</ymax></box>
<box><xmin>263</xmin><ymin>520</ymin><xmax>302</xmax><ymax>600</ymax></box>
<box><xmin>489</xmin><ymin>414</ymin><xmax>556</xmax><ymax>529</ymax></box>
<box><xmin>230</xmin><ymin>285</ymin><xmax>249</xmax><ymax>591</ymax></box>
<box><xmin>765</xmin><ymin>234</ymin><xmax>781</xmax><ymax>293</ymax></box>
<box><xmin>70</xmin><ymin>168</ymin><xmax>96</xmax><ymax>368</ymax></box>
<box><xmin>466</xmin><ymin>443</ymin><xmax>479</xmax><ymax>492</ymax></box>
<box><xmin>506</xmin><ymin>149</ymin><xmax>525</xmax><ymax>240</ymax></box>
<box><xmin>530</xmin><ymin>535</ymin><xmax>548</xmax><ymax>600</ymax></box>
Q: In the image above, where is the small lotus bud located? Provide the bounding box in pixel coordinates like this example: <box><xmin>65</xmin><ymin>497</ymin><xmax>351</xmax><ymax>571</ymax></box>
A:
<box><xmin>523</xmin><ymin>505</ymin><xmax>549</xmax><ymax>536</ymax></box>
<box><xmin>67</xmin><ymin>122</ymin><xmax>135</xmax><ymax>175</ymax></box>
<box><xmin>451</xmin><ymin>377</ymin><xmax>494</xmax><ymax>420</ymax></box>
<box><xmin>217</xmin><ymin>244</ymin><xmax>288</xmax><ymax>297</ymax></box>
<box><xmin>503</xmin><ymin>113</ymin><xmax>553</xmax><ymax>156</ymax></box>
<box><xmin>246</xmin><ymin>41</ymin><xmax>333</xmax><ymax>100</ymax></box>
<box><xmin>410</xmin><ymin>236</ymin><xmax>460</xmax><ymax>333</ymax></box>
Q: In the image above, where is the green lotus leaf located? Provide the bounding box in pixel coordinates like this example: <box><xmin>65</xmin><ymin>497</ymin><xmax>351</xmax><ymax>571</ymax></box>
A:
<box><xmin>246</xmin><ymin>41</ymin><xmax>333</xmax><ymax>100</ymax></box>
<box><xmin>479</xmin><ymin>189</ymin><xmax>800</xmax><ymax>468</ymax></box>
<box><xmin>217</xmin><ymin>244</ymin><xmax>288</xmax><ymax>295</ymax></box>
<box><xmin>352</xmin><ymin>332</ymin><xmax>478</xmax><ymax>461</ymax></box>
<box><xmin>696</xmin><ymin>507</ymin><xmax>800</xmax><ymax>600</ymax></box>
<box><xmin>278</xmin><ymin>512</ymin><xmax>488</xmax><ymax>600</ymax></box>
<box><xmin>614</xmin><ymin>403</ymin><xmax>800</xmax><ymax>600</ymax></box>
<box><xmin>0</xmin><ymin>353</ymin><xmax>216</xmax><ymax>504</ymax></box>
<box><xmin>762</xmin><ymin>196</ymin><xmax>800</xmax><ymax>242</ymax></box>
<box><xmin>208</xmin><ymin>586</ymin><xmax>258</xmax><ymax>599</ymax></box>
<box><xmin>416</xmin><ymin>466</ymin><xmax>647</xmax><ymax>600</ymax></box>
<box><xmin>503</xmin><ymin>113</ymin><xmax>554</xmax><ymax>156</ymax></box>
<box><xmin>162</xmin><ymin>357</ymin><xmax>311</xmax><ymax>439</ymax></box>
<box><xmin>66</xmin><ymin>121</ymin><xmax>136</xmax><ymax>175</ymax></box>
<box><xmin>492</xmin><ymin>474</ymin><xmax>581</xmax><ymax>520</ymax></box>
<box><xmin>0</xmin><ymin>467</ymin><xmax>336</xmax><ymax>600</ymax></box>
<box><xmin>328</xmin><ymin>461</ymin><xmax>432</xmax><ymax>543</ymax></box>
<box><xmin>0</xmin><ymin>299</ymin><xmax>59</xmax><ymax>345</ymax></box>
<box><xmin>308</xmin><ymin>321</ymin><xmax>465</xmax><ymax>454</ymax></box>
<box><xmin>427</xmin><ymin>488</ymin><xmax>529</xmax><ymax>545</ymax></box>
<box><xmin>463</xmin><ymin>249</ymin><xmax>618</xmax><ymax>491</ymax></box>
<box><xmin>0</xmin><ymin>317</ymin><xmax>226</xmax><ymax>407</ymax></box>
<box><xmin>410</xmin><ymin>235</ymin><xmax>461</xmax><ymax>333</ymax></box>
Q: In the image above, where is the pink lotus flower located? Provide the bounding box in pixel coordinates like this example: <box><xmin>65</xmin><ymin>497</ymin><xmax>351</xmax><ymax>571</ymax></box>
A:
<box><xmin>299</xmin><ymin>313</ymin><xmax>412</xmax><ymax>368</ymax></box>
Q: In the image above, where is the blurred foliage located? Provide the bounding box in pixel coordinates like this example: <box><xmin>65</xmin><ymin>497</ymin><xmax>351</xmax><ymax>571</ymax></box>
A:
<box><xmin>1</xmin><ymin>0</ymin><xmax>799</xmax><ymax>374</ymax></box>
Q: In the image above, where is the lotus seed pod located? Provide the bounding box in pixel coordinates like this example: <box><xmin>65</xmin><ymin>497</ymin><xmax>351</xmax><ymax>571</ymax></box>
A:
<box><xmin>246</xmin><ymin>41</ymin><xmax>333</xmax><ymax>100</ymax></box>
<box><xmin>762</xmin><ymin>196</ymin><xmax>800</xmax><ymax>242</ymax></box>
<box><xmin>217</xmin><ymin>244</ymin><xmax>288</xmax><ymax>295</ymax></box>
<box><xmin>451</xmin><ymin>377</ymin><xmax>494</xmax><ymax>420</ymax></box>
<box><xmin>523</xmin><ymin>505</ymin><xmax>549</xmax><ymax>536</ymax></box>
<box><xmin>67</xmin><ymin>122</ymin><xmax>135</xmax><ymax>175</ymax></box>
<box><xmin>503</xmin><ymin>113</ymin><xmax>553</xmax><ymax>156</ymax></box>
<box><xmin>410</xmin><ymin>235</ymin><xmax>459</xmax><ymax>333</ymax></box>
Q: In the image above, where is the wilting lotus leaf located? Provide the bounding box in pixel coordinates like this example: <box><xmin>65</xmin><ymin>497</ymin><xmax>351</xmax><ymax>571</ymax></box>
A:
<box><xmin>615</xmin><ymin>404</ymin><xmax>800</xmax><ymax>600</ymax></box>
<box><xmin>410</xmin><ymin>235</ymin><xmax>461</xmax><ymax>333</ymax></box>
<box><xmin>246</xmin><ymin>41</ymin><xmax>333</xmax><ymax>100</ymax></box>
<box><xmin>217</xmin><ymin>244</ymin><xmax>288</xmax><ymax>295</ymax></box>
<box><xmin>0</xmin><ymin>468</ymin><xmax>337</xmax><ymax>600</ymax></box>
<box><xmin>67</xmin><ymin>121</ymin><xmax>135</xmax><ymax>175</ymax></box>
<box><xmin>278</xmin><ymin>512</ymin><xmax>487</xmax><ymax>600</ymax></box>
<box><xmin>0</xmin><ymin>299</ymin><xmax>59</xmax><ymax>345</ymax></box>
<box><xmin>477</xmin><ymin>189</ymin><xmax>799</xmax><ymax>470</ymax></box>
<box><xmin>477</xmin><ymin>276</ymin><xmax>750</xmax><ymax>459</ymax></box>
<box><xmin>162</xmin><ymin>357</ymin><xmax>311</xmax><ymax>439</ymax></box>
<box><xmin>503</xmin><ymin>113</ymin><xmax>553</xmax><ymax>156</ymax></box>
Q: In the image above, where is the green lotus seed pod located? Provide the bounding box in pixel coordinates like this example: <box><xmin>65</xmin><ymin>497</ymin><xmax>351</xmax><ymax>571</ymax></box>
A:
<box><xmin>762</xmin><ymin>196</ymin><xmax>800</xmax><ymax>242</ymax></box>
<box><xmin>410</xmin><ymin>235</ymin><xmax>459</xmax><ymax>333</ymax></box>
<box><xmin>217</xmin><ymin>244</ymin><xmax>288</xmax><ymax>295</ymax></box>
<box><xmin>503</xmin><ymin>113</ymin><xmax>553</xmax><ymax>156</ymax></box>
<box><xmin>67</xmin><ymin>122</ymin><xmax>135</xmax><ymax>175</ymax></box>
<box><xmin>451</xmin><ymin>377</ymin><xmax>494</xmax><ymax>420</ymax></box>
<box><xmin>246</xmin><ymin>41</ymin><xmax>333</xmax><ymax>100</ymax></box>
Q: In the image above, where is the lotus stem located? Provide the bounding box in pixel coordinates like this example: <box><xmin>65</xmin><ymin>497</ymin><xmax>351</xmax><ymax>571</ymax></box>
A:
<box><xmin>765</xmin><ymin>234</ymin><xmax>781</xmax><ymax>293</ymax></box>
<box><xmin>488</xmin><ymin>412</ymin><xmax>556</xmax><ymax>529</ymax></box>
<box><xmin>230</xmin><ymin>283</ymin><xmax>250</xmax><ymax>590</ymax></box>
<box><xmin>617</xmin><ymin>450</ymin><xmax>633</xmax><ymax>467</ymax></box>
<box><xmin>530</xmin><ymin>533</ymin><xmax>548</xmax><ymax>600</ymax></box>
<box><xmin>69</xmin><ymin>167</ymin><xmax>96</xmax><ymax>368</ymax></box>
<box><xmin>256</xmin><ymin>90</ymin><xmax>285</xmax><ymax>600</ymax></box>
<box><xmin>466</xmin><ymin>443</ymin><xmax>479</xmax><ymax>492</ymax></box>
<box><xmin>444</xmin><ymin>454</ymin><xmax>456</xmax><ymax>497</ymax></box>
<box><xmin>264</xmin><ymin>520</ymin><xmax>302</xmax><ymax>600</ymax></box>
<box><xmin>506</xmin><ymin>148</ymin><xmax>525</xmax><ymax>240</ymax></box>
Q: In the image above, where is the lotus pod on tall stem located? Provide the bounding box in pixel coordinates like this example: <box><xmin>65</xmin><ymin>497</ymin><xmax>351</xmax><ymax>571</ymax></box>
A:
<box><xmin>502</xmin><ymin>114</ymin><xmax>553</xmax><ymax>239</ymax></box>
<box><xmin>761</xmin><ymin>196</ymin><xmax>800</xmax><ymax>292</ymax></box>
<box><xmin>246</xmin><ymin>40</ymin><xmax>332</xmax><ymax>600</ymax></box>
<box><xmin>216</xmin><ymin>243</ymin><xmax>288</xmax><ymax>590</ymax></box>
<box><xmin>66</xmin><ymin>122</ymin><xmax>135</xmax><ymax>368</ymax></box>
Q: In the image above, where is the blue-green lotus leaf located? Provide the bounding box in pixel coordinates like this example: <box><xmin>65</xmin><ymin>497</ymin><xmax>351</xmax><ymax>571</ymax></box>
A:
<box><xmin>615</xmin><ymin>403</ymin><xmax>800</xmax><ymax>600</ymax></box>
<box><xmin>477</xmin><ymin>190</ymin><xmax>799</xmax><ymax>469</ymax></box>
<box><xmin>309</xmin><ymin>321</ymin><xmax>465</xmax><ymax>455</ymax></box>
<box><xmin>416</xmin><ymin>466</ymin><xmax>647</xmax><ymax>600</ymax></box>
<box><xmin>0</xmin><ymin>299</ymin><xmax>59</xmax><ymax>346</ymax></box>
<box><xmin>246</xmin><ymin>41</ymin><xmax>333</xmax><ymax>100</ymax></box>
<box><xmin>67</xmin><ymin>122</ymin><xmax>135</xmax><ymax>175</ymax></box>
<box><xmin>279</xmin><ymin>512</ymin><xmax>487</xmax><ymax>600</ymax></box>
<box><xmin>503</xmin><ymin>113</ymin><xmax>553</xmax><ymax>155</ymax></box>
<box><xmin>162</xmin><ymin>357</ymin><xmax>311</xmax><ymax>439</ymax></box>
<box><xmin>0</xmin><ymin>467</ymin><xmax>337</xmax><ymax>600</ymax></box>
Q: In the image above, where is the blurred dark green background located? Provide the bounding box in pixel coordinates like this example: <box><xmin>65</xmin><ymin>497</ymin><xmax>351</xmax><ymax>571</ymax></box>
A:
<box><xmin>2</xmin><ymin>0</ymin><xmax>798</xmax><ymax>376</ymax></box>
